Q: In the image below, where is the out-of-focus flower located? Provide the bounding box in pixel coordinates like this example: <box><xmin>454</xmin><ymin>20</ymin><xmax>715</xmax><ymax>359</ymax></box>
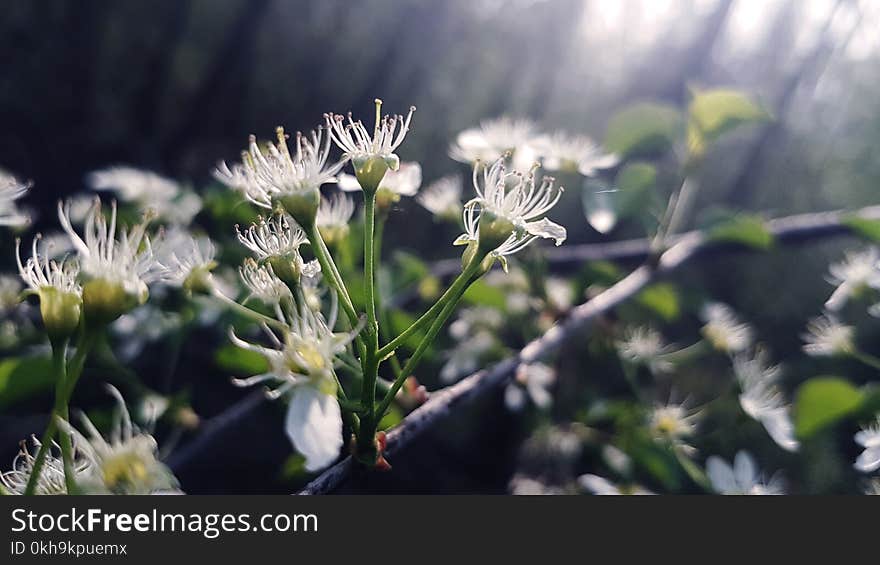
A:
<box><xmin>340</xmin><ymin>162</ymin><xmax>422</xmax><ymax>210</ymax></box>
<box><xmin>154</xmin><ymin>228</ymin><xmax>216</xmax><ymax>294</ymax></box>
<box><xmin>530</xmin><ymin>132</ymin><xmax>618</xmax><ymax>176</ymax></box>
<box><xmin>700</xmin><ymin>302</ymin><xmax>753</xmax><ymax>354</ymax></box>
<box><xmin>417</xmin><ymin>176</ymin><xmax>463</xmax><ymax>221</ymax></box>
<box><xmin>229</xmin><ymin>301</ymin><xmax>358</xmax><ymax>472</ymax></box>
<box><xmin>440</xmin><ymin>330</ymin><xmax>495</xmax><ymax>383</ymax></box>
<box><xmin>58</xmin><ymin>198</ymin><xmax>161</xmax><ymax>323</ymax></box>
<box><xmin>578</xmin><ymin>474</ymin><xmax>654</xmax><ymax>495</ymax></box>
<box><xmin>824</xmin><ymin>247</ymin><xmax>880</xmax><ymax>311</ymax></box>
<box><xmin>544</xmin><ymin>277</ymin><xmax>574</xmax><ymax>312</ymax></box>
<box><xmin>505</xmin><ymin>362</ymin><xmax>555</xmax><ymax>411</ymax></box>
<box><xmin>0</xmin><ymin>275</ymin><xmax>21</xmax><ymax>312</ymax></box>
<box><xmin>509</xmin><ymin>474</ymin><xmax>563</xmax><ymax>495</ymax></box>
<box><xmin>88</xmin><ymin>167</ymin><xmax>201</xmax><ymax>225</ymax></box>
<box><xmin>649</xmin><ymin>400</ymin><xmax>700</xmax><ymax>445</ymax></box>
<box><xmin>865</xmin><ymin>479</ymin><xmax>880</xmax><ymax>495</ymax></box>
<box><xmin>326</xmin><ymin>99</ymin><xmax>415</xmax><ymax>192</ymax></box>
<box><xmin>801</xmin><ymin>313</ymin><xmax>855</xmax><ymax>357</ymax></box>
<box><xmin>456</xmin><ymin>158</ymin><xmax>565</xmax><ymax>269</ymax></box>
<box><xmin>706</xmin><ymin>451</ymin><xmax>784</xmax><ymax>495</ymax></box>
<box><xmin>215</xmin><ymin>127</ymin><xmax>344</xmax><ymax>227</ymax></box>
<box><xmin>113</xmin><ymin>305</ymin><xmax>182</xmax><ymax>361</ymax></box>
<box><xmin>616</xmin><ymin>326</ymin><xmax>676</xmax><ymax>375</ymax></box>
<box><xmin>59</xmin><ymin>386</ymin><xmax>179</xmax><ymax>494</ymax></box>
<box><xmin>0</xmin><ymin>171</ymin><xmax>31</xmax><ymax>228</ymax></box>
<box><xmin>733</xmin><ymin>349</ymin><xmax>798</xmax><ymax>452</ymax></box>
<box><xmin>316</xmin><ymin>193</ymin><xmax>355</xmax><ymax>246</ymax></box>
<box><xmin>854</xmin><ymin>418</ymin><xmax>880</xmax><ymax>473</ymax></box>
<box><xmin>1</xmin><ymin>437</ymin><xmax>90</xmax><ymax>495</ymax></box>
<box><xmin>450</xmin><ymin>117</ymin><xmax>536</xmax><ymax>170</ymax></box>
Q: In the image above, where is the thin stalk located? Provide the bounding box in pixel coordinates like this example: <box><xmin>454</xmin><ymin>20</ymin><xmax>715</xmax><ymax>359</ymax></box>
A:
<box><xmin>51</xmin><ymin>342</ymin><xmax>78</xmax><ymax>494</ymax></box>
<box><xmin>211</xmin><ymin>288</ymin><xmax>288</xmax><ymax>333</ymax></box>
<box><xmin>852</xmin><ymin>350</ymin><xmax>880</xmax><ymax>372</ymax></box>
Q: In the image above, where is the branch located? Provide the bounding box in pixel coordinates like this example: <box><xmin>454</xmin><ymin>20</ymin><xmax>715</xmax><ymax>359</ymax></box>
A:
<box><xmin>298</xmin><ymin>204</ymin><xmax>880</xmax><ymax>494</ymax></box>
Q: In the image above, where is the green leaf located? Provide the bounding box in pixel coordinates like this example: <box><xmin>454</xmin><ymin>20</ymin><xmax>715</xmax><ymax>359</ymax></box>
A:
<box><xmin>707</xmin><ymin>215</ymin><xmax>774</xmax><ymax>250</ymax></box>
<box><xmin>636</xmin><ymin>283</ymin><xmax>680</xmax><ymax>321</ymax></box>
<box><xmin>687</xmin><ymin>88</ymin><xmax>770</xmax><ymax>156</ymax></box>
<box><xmin>843</xmin><ymin>216</ymin><xmax>880</xmax><ymax>242</ymax></box>
<box><xmin>794</xmin><ymin>377</ymin><xmax>865</xmax><ymax>439</ymax></box>
<box><xmin>388</xmin><ymin>310</ymin><xmax>426</xmax><ymax>351</ymax></box>
<box><xmin>214</xmin><ymin>344</ymin><xmax>269</xmax><ymax>375</ymax></box>
<box><xmin>461</xmin><ymin>280</ymin><xmax>507</xmax><ymax>310</ymax></box>
<box><xmin>0</xmin><ymin>356</ymin><xmax>54</xmax><ymax>410</ymax></box>
<box><xmin>605</xmin><ymin>103</ymin><xmax>682</xmax><ymax>159</ymax></box>
<box><xmin>614</xmin><ymin>162</ymin><xmax>657</xmax><ymax>217</ymax></box>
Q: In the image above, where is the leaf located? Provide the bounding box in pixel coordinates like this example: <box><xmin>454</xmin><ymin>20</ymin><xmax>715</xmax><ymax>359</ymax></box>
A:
<box><xmin>707</xmin><ymin>215</ymin><xmax>774</xmax><ymax>250</ymax></box>
<box><xmin>0</xmin><ymin>356</ymin><xmax>54</xmax><ymax>410</ymax></box>
<box><xmin>794</xmin><ymin>377</ymin><xmax>865</xmax><ymax>439</ymax></box>
<box><xmin>388</xmin><ymin>310</ymin><xmax>426</xmax><ymax>351</ymax></box>
<box><xmin>461</xmin><ymin>280</ymin><xmax>507</xmax><ymax>310</ymax></box>
<box><xmin>605</xmin><ymin>103</ymin><xmax>683</xmax><ymax>159</ymax></box>
<box><xmin>843</xmin><ymin>216</ymin><xmax>880</xmax><ymax>242</ymax></box>
<box><xmin>214</xmin><ymin>344</ymin><xmax>269</xmax><ymax>375</ymax></box>
<box><xmin>614</xmin><ymin>162</ymin><xmax>657</xmax><ymax>217</ymax></box>
<box><xmin>687</xmin><ymin>88</ymin><xmax>770</xmax><ymax>156</ymax></box>
<box><xmin>636</xmin><ymin>283</ymin><xmax>680</xmax><ymax>321</ymax></box>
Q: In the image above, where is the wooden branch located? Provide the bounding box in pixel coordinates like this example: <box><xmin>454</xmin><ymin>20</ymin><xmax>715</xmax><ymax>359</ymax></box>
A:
<box><xmin>298</xmin><ymin>204</ymin><xmax>880</xmax><ymax>494</ymax></box>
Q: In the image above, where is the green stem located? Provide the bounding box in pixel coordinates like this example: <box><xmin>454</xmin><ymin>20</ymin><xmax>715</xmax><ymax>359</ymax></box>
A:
<box><xmin>374</xmin><ymin>254</ymin><xmax>485</xmax><ymax>420</ymax></box>
<box><xmin>356</xmin><ymin>193</ymin><xmax>381</xmax><ymax>460</ymax></box>
<box><xmin>24</xmin><ymin>329</ymin><xmax>99</xmax><ymax>495</ymax></box>
<box><xmin>211</xmin><ymin>288</ymin><xmax>288</xmax><ymax>333</ymax></box>
<box><xmin>51</xmin><ymin>342</ymin><xmax>78</xmax><ymax>494</ymax></box>
<box><xmin>852</xmin><ymin>350</ymin><xmax>880</xmax><ymax>371</ymax></box>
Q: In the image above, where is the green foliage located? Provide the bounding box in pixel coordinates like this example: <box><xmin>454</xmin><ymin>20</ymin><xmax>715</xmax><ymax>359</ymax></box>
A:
<box><xmin>794</xmin><ymin>377</ymin><xmax>865</xmax><ymax>439</ymax></box>
<box><xmin>707</xmin><ymin>214</ymin><xmax>774</xmax><ymax>250</ymax></box>
<box><xmin>0</xmin><ymin>356</ymin><xmax>54</xmax><ymax>410</ymax></box>
<box><xmin>687</xmin><ymin>88</ymin><xmax>770</xmax><ymax>157</ymax></box>
<box><xmin>636</xmin><ymin>283</ymin><xmax>680</xmax><ymax>321</ymax></box>
<box><xmin>604</xmin><ymin>103</ymin><xmax>682</xmax><ymax>159</ymax></box>
<box><xmin>461</xmin><ymin>280</ymin><xmax>507</xmax><ymax>309</ymax></box>
<box><xmin>214</xmin><ymin>344</ymin><xmax>270</xmax><ymax>375</ymax></box>
<box><xmin>842</xmin><ymin>216</ymin><xmax>880</xmax><ymax>242</ymax></box>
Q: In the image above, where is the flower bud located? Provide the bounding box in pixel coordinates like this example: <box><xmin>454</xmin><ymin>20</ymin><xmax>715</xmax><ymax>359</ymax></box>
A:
<box><xmin>37</xmin><ymin>287</ymin><xmax>82</xmax><ymax>341</ymax></box>
<box><xmin>182</xmin><ymin>266</ymin><xmax>215</xmax><ymax>297</ymax></box>
<box><xmin>278</xmin><ymin>188</ymin><xmax>321</xmax><ymax>229</ymax></box>
<box><xmin>477</xmin><ymin>209</ymin><xmax>515</xmax><ymax>255</ymax></box>
<box><xmin>351</xmin><ymin>155</ymin><xmax>391</xmax><ymax>195</ymax></box>
<box><xmin>267</xmin><ymin>255</ymin><xmax>303</xmax><ymax>288</ymax></box>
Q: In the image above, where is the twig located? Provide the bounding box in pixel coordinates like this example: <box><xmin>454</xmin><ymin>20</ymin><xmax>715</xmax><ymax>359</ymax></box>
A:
<box><xmin>297</xmin><ymin>204</ymin><xmax>880</xmax><ymax>494</ymax></box>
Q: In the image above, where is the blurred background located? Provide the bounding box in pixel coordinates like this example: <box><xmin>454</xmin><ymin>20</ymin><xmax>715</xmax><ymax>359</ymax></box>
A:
<box><xmin>2</xmin><ymin>0</ymin><xmax>880</xmax><ymax>493</ymax></box>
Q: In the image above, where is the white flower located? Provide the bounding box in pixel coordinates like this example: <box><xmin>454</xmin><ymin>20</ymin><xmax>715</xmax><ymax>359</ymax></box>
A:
<box><xmin>88</xmin><ymin>167</ymin><xmax>200</xmax><ymax>225</ymax></box>
<box><xmin>456</xmin><ymin>158</ymin><xmax>566</xmax><ymax>266</ymax></box>
<box><xmin>316</xmin><ymin>193</ymin><xmax>355</xmax><ymax>231</ymax></box>
<box><xmin>0</xmin><ymin>275</ymin><xmax>21</xmax><ymax>312</ymax></box>
<box><xmin>339</xmin><ymin>162</ymin><xmax>422</xmax><ymax>197</ymax></box>
<box><xmin>59</xmin><ymin>385</ymin><xmax>179</xmax><ymax>494</ymax></box>
<box><xmin>0</xmin><ymin>172</ymin><xmax>31</xmax><ymax>227</ymax></box>
<box><xmin>865</xmin><ymin>478</ymin><xmax>880</xmax><ymax>495</ymax></box>
<box><xmin>544</xmin><ymin>277</ymin><xmax>575</xmax><ymax>312</ymax></box>
<box><xmin>16</xmin><ymin>235</ymin><xmax>81</xmax><ymax>296</ymax></box>
<box><xmin>700</xmin><ymin>302</ymin><xmax>753</xmax><ymax>354</ymax></box>
<box><xmin>58</xmin><ymin>198</ymin><xmax>161</xmax><ymax>299</ymax></box>
<box><xmin>440</xmin><ymin>330</ymin><xmax>495</xmax><ymax>383</ymax></box>
<box><xmin>509</xmin><ymin>474</ymin><xmax>562</xmax><ymax>495</ymax></box>
<box><xmin>215</xmin><ymin>126</ymin><xmax>345</xmax><ymax>211</ymax></box>
<box><xmin>450</xmin><ymin>117</ymin><xmax>537</xmax><ymax>169</ymax></box>
<box><xmin>239</xmin><ymin>258</ymin><xmax>291</xmax><ymax>305</ymax></box>
<box><xmin>706</xmin><ymin>451</ymin><xmax>784</xmax><ymax>495</ymax></box>
<box><xmin>505</xmin><ymin>362</ymin><xmax>555</xmax><ymax>411</ymax></box>
<box><xmin>616</xmin><ymin>326</ymin><xmax>675</xmax><ymax>374</ymax></box>
<box><xmin>824</xmin><ymin>247</ymin><xmax>880</xmax><ymax>311</ymax></box>
<box><xmin>153</xmin><ymin>228</ymin><xmax>216</xmax><ymax>288</ymax></box>
<box><xmin>236</xmin><ymin>213</ymin><xmax>307</xmax><ymax>260</ymax></box>
<box><xmin>229</xmin><ymin>302</ymin><xmax>358</xmax><ymax>472</ymax></box>
<box><xmin>854</xmin><ymin>418</ymin><xmax>880</xmax><ymax>473</ymax></box>
<box><xmin>326</xmin><ymin>99</ymin><xmax>415</xmax><ymax>183</ymax></box>
<box><xmin>578</xmin><ymin>474</ymin><xmax>653</xmax><ymax>495</ymax></box>
<box><xmin>733</xmin><ymin>349</ymin><xmax>799</xmax><ymax>452</ymax></box>
<box><xmin>448</xmin><ymin>306</ymin><xmax>503</xmax><ymax>340</ymax></box>
<box><xmin>530</xmin><ymin>132</ymin><xmax>619</xmax><ymax>176</ymax></box>
<box><xmin>649</xmin><ymin>400</ymin><xmax>700</xmax><ymax>443</ymax></box>
<box><xmin>1</xmin><ymin>437</ymin><xmax>90</xmax><ymax>495</ymax></box>
<box><xmin>417</xmin><ymin>176</ymin><xmax>463</xmax><ymax>220</ymax></box>
<box><xmin>801</xmin><ymin>313</ymin><xmax>855</xmax><ymax>357</ymax></box>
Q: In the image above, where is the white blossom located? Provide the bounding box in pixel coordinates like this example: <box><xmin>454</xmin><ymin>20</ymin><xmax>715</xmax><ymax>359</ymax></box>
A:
<box><xmin>0</xmin><ymin>171</ymin><xmax>31</xmax><ymax>227</ymax></box>
<box><xmin>505</xmin><ymin>362</ymin><xmax>556</xmax><ymax>411</ymax></box>
<box><xmin>88</xmin><ymin>166</ymin><xmax>200</xmax><ymax>225</ymax></box>
<box><xmin>417</xmin><ymin>176</ymin><xmax>463</xmax><ymax>220</ymax></box>
<box><xmin>154</xmin><ymin>228</ymin><xmax>216</xmax><ymax>287</ymax></box>
<box><xmin>854</xmin><ymin>418</ymin><xmax>880</xmax><ymax>473</ymax></box>
<box><xmin>16</xmin><ymin>236</ymin><xmax>81</xmax><ymax>296</ymax></box>
<box><xmin>733</xmin><ymin>349</ymin><xmax>799</xmax><ymax>452</ymax></box>
<box><xmin>58</xmin><ymin>386</ymin><xmax>179</xmax><ymax>494</ymax></box>
<box><xmin>530</xmin><ymin>132</ymin><xmax>618</xmax><ymax>176</ymax></box>
<box><xmin>450</xmin><ymin>117</ymin><xmax>537</xmax><ymax>169</ymax></box>
<box><xmin>326</xmin><ymin>99</ymin><xmax>415</xmax><ymax>176</ymax></box>
<box><xmin>649</xmin><ymin>400</ymin><xmax>700</xmax><ymax>444</ymax></box>
<box><xmin>456</xmin><ymin>158</ymin><xmax>566</xmax><ymax>266</ymax></box>
<box><xmin>706</xmin><ymin>451</ymin><xmax>784</xmax><ymax>495</ymax></box>
<box><xmin>700</xmin><ymin>302</ymin><xmax>753</xmax><ymax>354</ymax></box>
<box><xmin>578</xmin><ymin>474</ymin><xmax>653</xmax><ymax>495</ymax></box>
<box><xmin>1</xmin><ymin>437</ymin><xmax>90</xmax><ymax>495</ymax></box>
<box><xmin>440</xmin><ymin>330</ymin><xmax>495</xmax><ymax>384</ymax></box>
<box><xmin>824</xmin><ymin>247</ymin><xmax>880</xmax><ymax>311</ymax></box>
<box><xmin>339</xmin><ymin>162</ymin><xmax>422</xmax><ymax>197</ymax></box>
<box><xmin>239</xmin><ymin>258</ymin><xmax>291</xmax><ymax>305</ymax></box>
<box><xmin>616</xmin><ymin>326</ymin><xmax>675</xmax><ymax>374</ymax></box>
<box><xmin>801</xmin><ymin>313</ymin><xmax>855</xmax><ymax>357</ymax></box>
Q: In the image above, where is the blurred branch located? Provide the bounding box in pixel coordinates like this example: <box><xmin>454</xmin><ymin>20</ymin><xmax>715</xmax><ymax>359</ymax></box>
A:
<box><xmin>298</xmin><ymin>203</ymin><xmax>880</xmax><ymax>494</ymax></box>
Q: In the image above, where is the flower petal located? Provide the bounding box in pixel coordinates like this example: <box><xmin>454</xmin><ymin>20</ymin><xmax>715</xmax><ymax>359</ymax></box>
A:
<box><xmin>524</xmin><ymin>218</ymin><xmax>567</xmax><ymax>246</ymax></box>
<box><xmin>285</xmin><ymin>387</ymin><xmax>343</xmax><ymax>472</ymax></box>
<box><xmin>337</xmin><ymin>174</ymin><xmax>362</xmax><ymax>192</ymax></box>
